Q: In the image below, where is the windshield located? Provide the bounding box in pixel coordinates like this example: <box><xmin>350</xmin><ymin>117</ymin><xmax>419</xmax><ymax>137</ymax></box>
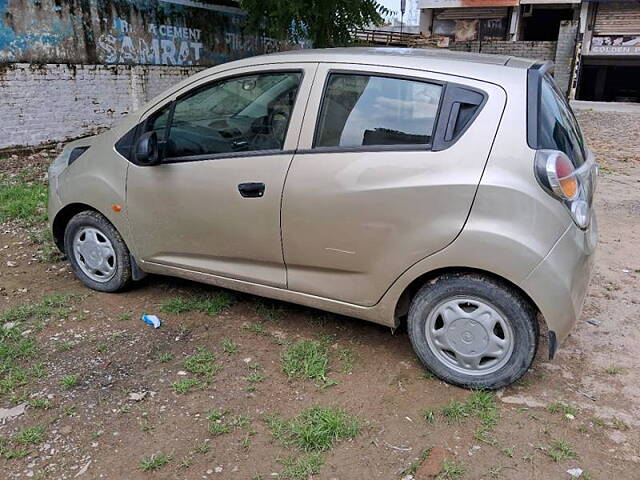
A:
<box><xmin>537</xmin><ymin>73</ymin><xmax>586</xmax><ymax>166</ymax></box>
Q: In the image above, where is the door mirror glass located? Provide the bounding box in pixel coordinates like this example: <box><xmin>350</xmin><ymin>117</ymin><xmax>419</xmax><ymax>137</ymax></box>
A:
<box><xmin>135</xmin><ymin>131</ymin><xmax>160</xmax><ymax>166</ymax></box>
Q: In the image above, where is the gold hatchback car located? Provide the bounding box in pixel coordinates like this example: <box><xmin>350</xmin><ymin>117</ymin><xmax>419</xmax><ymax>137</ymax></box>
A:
<box><xmin>48</xmin><ymin>48</ymin><xmax>597</xmax><ymax>389</ymax></box>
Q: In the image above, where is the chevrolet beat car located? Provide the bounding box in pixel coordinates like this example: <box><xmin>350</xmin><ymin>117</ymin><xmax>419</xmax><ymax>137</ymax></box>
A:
<box><xmin>48</xmin><ymin>48</ymin><xmax>597</xmax><ymax>389</ymax></box>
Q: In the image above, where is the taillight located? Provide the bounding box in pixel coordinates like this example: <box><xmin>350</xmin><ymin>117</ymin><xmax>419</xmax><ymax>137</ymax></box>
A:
<box><xmin>545</xmin><ymin>151</ymin><xmax>578</xmax><ymax>200</ymax></box>
<box><xmin>535</xmin><ymin>149</ymin><xmax>591</xmax><ymax>229</ymax></box>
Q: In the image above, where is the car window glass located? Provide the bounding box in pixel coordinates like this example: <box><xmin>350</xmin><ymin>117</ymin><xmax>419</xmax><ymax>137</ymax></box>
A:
<box><xmin>315</xmin><ymin>73</ymin><xmax>442</xmax><ymax>148</ymax></box>
<box><xmin>165</xmin><ymin>72</ymin><xmax>302</xmax><ymax>158</ymax></box>
<box><xmin>538</xmin><ymin>74</ymin><xmax>585</xmax><ymax>166</ymax></box>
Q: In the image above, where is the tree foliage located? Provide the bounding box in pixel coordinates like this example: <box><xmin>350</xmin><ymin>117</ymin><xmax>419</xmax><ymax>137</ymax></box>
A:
<box><xmin>240</xmin><ymin>0</ymin><xmax>390</xmax><ymax>48</ymax></box>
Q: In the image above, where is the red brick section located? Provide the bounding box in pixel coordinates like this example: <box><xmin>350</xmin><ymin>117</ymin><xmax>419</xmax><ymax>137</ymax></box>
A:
<box><xmin>415</xmin><ymin>447</ymin><xmax>453</xmax><ymax>480</ymax></box>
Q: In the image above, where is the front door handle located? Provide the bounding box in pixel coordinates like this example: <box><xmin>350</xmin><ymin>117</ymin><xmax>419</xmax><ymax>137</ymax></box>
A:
<box><xmin>238</xmin><ymin>182</ymin><xmax>265</xmax><ymax>198</ymax></box>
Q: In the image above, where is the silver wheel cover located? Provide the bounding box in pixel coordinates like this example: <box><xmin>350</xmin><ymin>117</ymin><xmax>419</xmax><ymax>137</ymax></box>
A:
<box><xmin>72</xmin><ymin>226</ymin><xmax>117</xmax><ymax>283</ymax></box>
<box><xmin>425</xmin><ymin>296</ymin><xmax>515</xmax><ymax>376</ymax></box>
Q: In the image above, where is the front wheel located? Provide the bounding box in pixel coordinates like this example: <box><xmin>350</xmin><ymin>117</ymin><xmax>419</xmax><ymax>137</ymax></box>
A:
<box><xmin>408</xmin><ymin>273</ymin><xmax>538</xmax><ymax>389</ymax></box>
<box><xmin>64</xmin><ymin>210</ymin><xmax>132</xmax><ymax>292</ymax></box>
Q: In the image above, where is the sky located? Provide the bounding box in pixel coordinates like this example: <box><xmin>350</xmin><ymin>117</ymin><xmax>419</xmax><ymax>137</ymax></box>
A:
<box><xmin>377</xmin><ymin>0</ymin><xmax>419</xmax><ymax>24</ymax></box>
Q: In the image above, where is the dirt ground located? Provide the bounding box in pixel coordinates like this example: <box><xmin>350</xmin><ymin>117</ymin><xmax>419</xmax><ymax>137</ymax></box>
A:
<box><xmin>1</xmin><ymin>108</ymin><xmax>639</xmax><ymax>480</ymax></box>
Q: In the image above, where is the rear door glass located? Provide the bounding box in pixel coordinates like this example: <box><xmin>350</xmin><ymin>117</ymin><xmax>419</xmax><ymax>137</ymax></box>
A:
<box><xmin>315</xmin><ymin>73</ymin><xmax>442</xmax><ymax>148</ymax></box>
<box><xmin>538</xmin><ymin>74</ymin><xmax>586</xmax><ymax>166</ymax></box>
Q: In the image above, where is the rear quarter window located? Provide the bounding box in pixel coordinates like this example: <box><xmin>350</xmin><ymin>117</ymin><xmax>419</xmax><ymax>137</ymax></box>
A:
<box><xmin>533</xmin><ymin>73</ymin><xmax>586</xmax><ymax>166</ymax></box>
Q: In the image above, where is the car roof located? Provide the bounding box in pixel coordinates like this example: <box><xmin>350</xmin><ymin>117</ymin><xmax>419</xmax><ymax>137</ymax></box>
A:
<box><xmin>219</xmin><ymin>47</ymin><xmax>538</xmax><ymax>85</ymax></box>
<box><xmin>142</xmin><ymin>47</ymin><xmax>541</xmax><ymax>114</ymax></box>
<box><xmin>262</xmin><ymin>47</ymin><xmax>536</xmax><ymax>68</ymax></box>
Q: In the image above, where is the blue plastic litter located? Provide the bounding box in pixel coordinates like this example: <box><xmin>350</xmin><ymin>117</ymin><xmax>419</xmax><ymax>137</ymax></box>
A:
<box><xmin>141</xmin><ymin>314</ymin><xmax>161</xmax><ymax>329</ymax></box>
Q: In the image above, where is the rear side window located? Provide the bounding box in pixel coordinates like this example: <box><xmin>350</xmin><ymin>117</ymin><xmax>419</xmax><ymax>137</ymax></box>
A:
<box><xmin>315</xmin><ymin>73</ymin><xmax>442</xmax><ymax>148</ymax></box>
<box><xmin>537</xmin><ymin>74</ymin><xmax>586</xmax><ymax>166</ymax></box>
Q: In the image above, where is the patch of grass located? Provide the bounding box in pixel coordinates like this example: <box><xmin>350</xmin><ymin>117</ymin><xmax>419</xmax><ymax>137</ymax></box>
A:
<box><xmin>402</xmin><ymin>448</ymin><xmax>432</xmax><ymax>476</ymax></box>
<box><xmin>64</xmin><ymin>406</ymin><xmax>76</xmax><ymax>416</ymax></box>
<box><xmin>96</xmin><ymin>343</ymin><xmax>107</xmax><ymax>353</ymax></box>
<box><xmin>611</xmin><ymin>417</ymin><xmax>629</xmax><ymax>431</ymax></box>
<box><xmin>0</xmin><ymin>182</ymin><xmax>47</xmax><ymax>224</ymax></box>
<box><xmin>160</xmin><ymin>291</ymin><xmax>233</xmax><ymax>316</ymax></box>
<box><xmin>247</xmin><ymin>371</ymin><xmax>265</xmax><ymax>383</ymax></box>
<box><xmin>1</xmin><ymin>293</ymin><xmax>74</xmax><ymax>325</ymax></box>
<box><xmin>438</xmin><ymin>459</ymin><xmax>466</xmax><ymax>480</ymax></box>
<box><xmin>265</xmin><ymin>405</ymin><xmax>361</xmax><ymax>453</ymax></box>
<box><xmin>140</xmin><ymin>452</ymin><xmax>172</xmax><ymax>471</ymax></box>
<box><xmin>158</xmin><ymin>352</ymin><xmax>173</xmax><ymax>363</ymax></box>
<box><xmin>422</xmin><ymin>370</ymin><xmax>436</xmax><ymax>380</ymax></box>
<box><xmin>29</xmin><ymin>227</ymin><xmax>64</xmax><ymax>263</ymax></box>
<box><xmin>604</xmin><ymin>367</ymin><xmax>623</xmax><ymax>375</ymax></box>
<box><xmin>440</xmin><ymin>391</ymin><xmax>498</xmax><ymax>437</ymax></box>
<box><xmin>171</xmin><ymin>378</ymin><xmax>201</xmax><ymax>394</ymax></box>
<box><xmin>207</xmin><ymin>409</ymin><xmax>251</xmax><ymax>436</ymax></box>
<box><xmin>221</xmin><ymin>338</ymin><xmax>239</xmax><ymax>355</ymax></box>
<box><xmin>337</xmin><ymin>348</ymin><xmax>355</xmax><ymax>374</ymax></box>
<box><xmin>547</xmin><ymin>439</ymin><xmax>577</xmax><ymax>462</ymax></box>
<box><xmin>501</xmin><ymin>446</ymin><xmax>515</xmax><ymax>458</ymax></box>
<box><xmin>61</xmin><ymin>374</ymin><xmax>78</xmax><ymax>390</ymax></box>
<box><xmin>279</xmin><ymin>453</ymin><xmax>324</xmax><ymax>480</ymax></box>
<box><xmin>57</xmin><ymin>342</ymin><xmax>74</xmax><ymax>352</ymax></box>
<box><xmin>194</xmin><ymin>441</ymin><xmax>210</xmax><ymax>454</ymax></box>
<box><xmin>28</xmin><ymin>398</ymin><xmax>52</xmax><ymax>409</ymax></box>
<box><xmin>1</xmin><ymin>446</ymin><xmax>29</xmax><ymax>459</ymax></box>
<box><xmin>242</xmin><ymin>321</ymin><xmax>267</xmax><ymax>335</ymax></box>
<box><xmin>441</xmin><ymin>401</ymin><xmax>469</xmax><ymax>425</ymax></box>
<box><xmin>422</xmin><ymin>408</ymin><xmax>436</xmax><ymax>424</ymax></box>
<box><xmin>254</xmin><ymin>301</ymin><xmax>285</xmax><ymax>322</ymax></box>
<box><xmin>547</xmin><ymin>402</ymin><xmax>578</xmax><ymax>418</ymax></box>
<box><xmin>282</xmin><ymin>340</ymin><xmax>331</xmax><ymax>385</ymax></box>
<box><xmin>589</xmin><ymin>415</ymin><xmax>605</xmax><ymax>427</ymax></box>
<box><xmin>15</xmin><ymin>425</ymin><xmax>45</xmax><ymax>445</ymax></box>
<box><xmin>183</xmin><ymin>347</ymin><xmax>220</xmax><ymax>379</ymax></box>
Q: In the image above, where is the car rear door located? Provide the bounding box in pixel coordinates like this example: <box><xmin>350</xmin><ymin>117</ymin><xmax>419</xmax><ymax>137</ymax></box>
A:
<box><xmin>281</xmin><ymin>63</ymin><xmax>506</xmax><ymax>305</ymax></box>
<box><xmin>125</xmin><ymin>63</ymin><xmax>317</xmax><ymax>287</ymax></box>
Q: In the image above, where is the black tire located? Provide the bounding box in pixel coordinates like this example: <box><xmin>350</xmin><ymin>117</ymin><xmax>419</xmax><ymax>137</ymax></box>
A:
<box><xmin>408</xmin><ymin>273</ymin><xmax>538</xmax><ymax>389</ymax></box>
<box><xmin>64</xmin><ymin>210</ymin><xmax>132</xmax><ymax>292</ymax></box>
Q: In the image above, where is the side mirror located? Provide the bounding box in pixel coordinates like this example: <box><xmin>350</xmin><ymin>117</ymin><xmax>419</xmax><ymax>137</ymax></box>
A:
<box><xmin>135</xmin><ymin>131</ymin><xmax>160</xmax><ymax>166</ymax></box>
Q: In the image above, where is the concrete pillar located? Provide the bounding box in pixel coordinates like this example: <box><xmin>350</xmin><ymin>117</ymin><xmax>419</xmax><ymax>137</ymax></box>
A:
<box><xmin>509</xmin><ymin>7</ymin><xmax>521</xmax><ymax>41</ymax></box>
<box><xmin>419</xmin><ymin>9</ymin><xmax>433</xmax><ymax>37</ymax></box>
<box><xmin>554</xmin><ymin>20</ymin><xmax>579</xmax><ymax>96</ymax></box>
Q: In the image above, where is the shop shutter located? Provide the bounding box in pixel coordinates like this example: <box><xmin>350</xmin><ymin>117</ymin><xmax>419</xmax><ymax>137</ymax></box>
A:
<box><xmin>594</xmin><ymin>2</ymin><xmax>640</xmax><ymax>35</ymax></box>
<box><xmin>434</xmin><ymin>7</ymin><xmax>509</xmax><ymax>20</ymax></box>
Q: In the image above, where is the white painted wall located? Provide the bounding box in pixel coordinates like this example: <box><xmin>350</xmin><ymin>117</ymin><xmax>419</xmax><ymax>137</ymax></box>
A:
<box><xmin>0</xmin><ymin>64</ymin><xmax>204</xmax><ymax>149</ymax></box>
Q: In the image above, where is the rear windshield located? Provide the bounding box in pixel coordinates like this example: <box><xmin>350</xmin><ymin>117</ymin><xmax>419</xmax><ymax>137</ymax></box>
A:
<box><xmin>537</xmin><ymin>73</ymin><xmax>586</xmax><ymax>166</ymax></box>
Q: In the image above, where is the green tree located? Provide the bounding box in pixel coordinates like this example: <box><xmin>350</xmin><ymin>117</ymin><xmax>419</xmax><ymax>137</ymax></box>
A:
<box><xmin>240</xmin><ymin>0</ymin><xmax>390</xmax><ymax>48</ymax></box>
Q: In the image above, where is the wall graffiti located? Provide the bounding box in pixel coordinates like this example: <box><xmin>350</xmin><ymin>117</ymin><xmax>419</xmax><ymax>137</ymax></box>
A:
<box><xmin>0</xmin><ymin>0</ymin><xmax>279</xmax><ymax>66</ymax></box>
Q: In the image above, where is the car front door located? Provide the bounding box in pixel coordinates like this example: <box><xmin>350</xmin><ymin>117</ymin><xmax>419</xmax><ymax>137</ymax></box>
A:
<box><xmin>281</xmin><ymin>64</ymin><xmax>506</xmax><ymax>305</ymax></box>
<box><xmin>126</xmin><ymin>64</ymin><xmax>317</xmax><ymax>287</ymax></box>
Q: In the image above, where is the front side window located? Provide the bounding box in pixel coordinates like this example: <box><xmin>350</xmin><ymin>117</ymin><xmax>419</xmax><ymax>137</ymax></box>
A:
<box><xmin>315</xmin><ymin>73</ymin><xmax>443</xmax><ymax>148</ymax></box>
<box><xmin>148</xmin><ymin>72</ymin><xmax>302</xmax><ymax>159</ymax></box>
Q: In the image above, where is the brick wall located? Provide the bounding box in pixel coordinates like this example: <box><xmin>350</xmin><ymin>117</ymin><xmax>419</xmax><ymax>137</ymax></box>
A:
<box><xmin>448</xmin><ymin>40</ymin><xmax>558</xmax><ymax>62</ymax></box>
<box><xmin>0</xmin><ymin>64</ymin><xmax>205</xmax><ymax>150</ymax></box>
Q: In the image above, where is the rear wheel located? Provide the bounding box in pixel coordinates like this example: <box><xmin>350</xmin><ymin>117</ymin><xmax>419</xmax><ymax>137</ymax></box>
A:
<box><xmin>408</xmin><ymin>273</ymin><xmax>538</xmax><ymax>389</ymax></box>
<box><xmin>64</xmin><ymin>211</ymin><xmax>132</xmax><ymax>292</ymax></box>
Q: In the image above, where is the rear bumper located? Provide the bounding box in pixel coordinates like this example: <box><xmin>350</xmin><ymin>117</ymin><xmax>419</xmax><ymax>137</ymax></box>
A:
<box><xmin>522</xmin><ymin>214</ymin><xmax>598</xmax><ymax>350</ymax></box>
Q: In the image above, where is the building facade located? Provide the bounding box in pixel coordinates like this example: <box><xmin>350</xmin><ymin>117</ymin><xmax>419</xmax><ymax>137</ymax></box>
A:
<box><xmin>418</xmin><ymin>0</ymin><xmax>640</xmax><ymax>102</ymax></box>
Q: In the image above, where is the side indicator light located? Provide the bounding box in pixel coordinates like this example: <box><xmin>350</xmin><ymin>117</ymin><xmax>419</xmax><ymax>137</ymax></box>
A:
<box><xmin>112</xmin><ymin>205</ymin><xmax>122</xmax><ymax>212</ymax></box>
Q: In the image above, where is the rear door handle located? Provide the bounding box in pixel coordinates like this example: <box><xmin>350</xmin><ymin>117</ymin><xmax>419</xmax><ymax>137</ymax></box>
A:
<box><xmin>238</xmin><ymin>182</ymin><xmax>265</xmax><ymax>198</ymax></box>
